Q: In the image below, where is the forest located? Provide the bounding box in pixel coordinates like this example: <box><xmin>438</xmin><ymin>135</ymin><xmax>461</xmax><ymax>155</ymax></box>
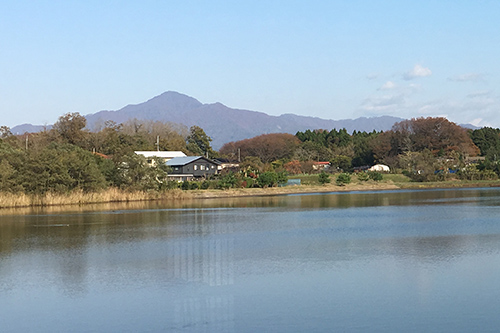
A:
<box><xmin>1</xmin><ymin>112</ymin><xmax>500</xmax><ymax>197</ymax></box>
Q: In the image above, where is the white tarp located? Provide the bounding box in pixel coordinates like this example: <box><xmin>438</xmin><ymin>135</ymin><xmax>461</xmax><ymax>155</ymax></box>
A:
<box><xmin>368</xmin><ymin>164</ymin><xmax>390</xmax><ymax>172</ymax></box>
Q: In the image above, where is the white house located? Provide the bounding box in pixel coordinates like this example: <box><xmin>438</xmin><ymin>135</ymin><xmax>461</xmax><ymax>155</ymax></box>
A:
<box><xmin>134</xmin><ymin>151</ymin><xmax>187</xmax><ymax>166</ymax></box>
<box><xmin>368</xmin><ymin>164</ymin><xmax>390</xmax><ymax>172</ymax></box>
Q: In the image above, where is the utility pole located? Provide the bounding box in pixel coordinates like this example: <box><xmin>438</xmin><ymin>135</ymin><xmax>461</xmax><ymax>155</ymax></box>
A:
<box><xmin>156</xmin><ymin>136</ymin><xmax>160</xmax><ymax>152</ymax></box>
<box><xmin>25</xmin><ymin>134</ymin><xmax>28</xmax><ymax>150</ymax></box>
<box><xmin>238</xmin><ymin>148</ymin><xmax>241</xmax><ymax>162</ymax></box>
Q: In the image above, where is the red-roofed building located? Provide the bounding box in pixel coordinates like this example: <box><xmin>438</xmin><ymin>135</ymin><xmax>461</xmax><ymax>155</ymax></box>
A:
<box><xmin>312</xmin><ymin>161</ymin><xmax>330</xmax><ymax>171</ymax></box>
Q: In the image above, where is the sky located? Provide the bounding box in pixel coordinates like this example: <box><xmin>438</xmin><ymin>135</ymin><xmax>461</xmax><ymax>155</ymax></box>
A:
<box><xmin>1</xmin><ymin>0</ymin><xmax>499</xmax><ymax>128</ymax></box>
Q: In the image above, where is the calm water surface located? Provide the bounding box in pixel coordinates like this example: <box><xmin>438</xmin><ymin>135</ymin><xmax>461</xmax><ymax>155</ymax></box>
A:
<box><xmin>1</xmin><ymin>188</ymin><xmax>500</xmax><ymax>332</ymax></box>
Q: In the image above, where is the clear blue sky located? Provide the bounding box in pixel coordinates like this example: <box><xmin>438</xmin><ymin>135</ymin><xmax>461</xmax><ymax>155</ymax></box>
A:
<box><xmin>1</xmin><ymin>1</ymin><xmax>499</xmax><ymax>128</ymax></box>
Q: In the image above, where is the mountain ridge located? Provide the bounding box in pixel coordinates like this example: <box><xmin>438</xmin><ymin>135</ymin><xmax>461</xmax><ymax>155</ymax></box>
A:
<box><xmin>12</xmin><ymin>91</ymin><xmax>405</xmax><ymax>148</ymax></box>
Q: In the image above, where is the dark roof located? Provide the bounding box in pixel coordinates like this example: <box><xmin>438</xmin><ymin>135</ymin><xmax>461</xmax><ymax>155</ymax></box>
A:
<box><xmin>214</xmin><ymin>158</ymin><xmax>238</xmax><ymax>163</ymax></box>
<box><xmin>166</xmin><ymin>156</ymin><xmax>220</xmax><ymax>166</ymax></box>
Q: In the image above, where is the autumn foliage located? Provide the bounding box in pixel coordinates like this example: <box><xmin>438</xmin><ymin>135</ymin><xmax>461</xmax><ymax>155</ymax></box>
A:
<box><xmin>219</xmin><ymin>133</ymin><xmax>300</xmax><ymax>163</ymax></box>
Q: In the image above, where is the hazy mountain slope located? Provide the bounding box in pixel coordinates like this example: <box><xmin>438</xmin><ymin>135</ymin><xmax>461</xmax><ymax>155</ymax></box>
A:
<box><xmin>11</xmin><ymin>91</ymin><xmax>404</xmax><ymax>149</ymax></box>
<box><xmin>11</xmin><ymin>123</ymin><xmax>52</xmax><ymax>134</ymax></box>
<box><xmin>85</xmin><ymin>91</ymin><xmax>403</xmax><ymax>148</ymax></box>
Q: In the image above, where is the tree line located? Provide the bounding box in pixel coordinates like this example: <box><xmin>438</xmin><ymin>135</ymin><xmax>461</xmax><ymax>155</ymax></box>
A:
<box><xmin>0</xmin><ymin>113</ymin><xmax>214</xmax><ymax>193</ymax></box>
<box><xmin>2</xmin><ymin>113</ymin><xmax>500</xmax><ymax>195</ymax></box>
<box><xmin>219</xmin><ymin>117</ymin><xmax>500</xmax><ymax>182</ymax></box>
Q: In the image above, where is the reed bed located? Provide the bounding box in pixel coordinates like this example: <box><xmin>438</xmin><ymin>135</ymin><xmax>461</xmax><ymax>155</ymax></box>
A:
<box><xmin>3</xmin><ymin>179</ymin><xmax>500</xmax><ymax>209</ymax></box>
<box><xmin>0</xmin><ymin>188</ymin><xmax>188</xmax><ymax>208</ymax></box>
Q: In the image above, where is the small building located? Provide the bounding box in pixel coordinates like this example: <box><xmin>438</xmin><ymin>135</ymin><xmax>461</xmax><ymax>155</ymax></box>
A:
<box><xmin>368</xmin><ymin>164</ymin><xmax>390</xmax><ymax>172</ymax></box>
<box><xmin>166</xmin><ymin>156</ymin><xmax>220</xmax><ymax>181</ymax></box>
<box><xmin>312</xmin><ymin>161</ymin><xmax>331</xmax><ymax>171</ymax></box>
<box><xmin>135</xmin><ymin>151</ymin><xmax>187</xmax><ymax>166</ymax></box>
<box><xmin>214</xmin><ymin>158</ymin><xmax>240</xmax><ymax>171</ymax></box>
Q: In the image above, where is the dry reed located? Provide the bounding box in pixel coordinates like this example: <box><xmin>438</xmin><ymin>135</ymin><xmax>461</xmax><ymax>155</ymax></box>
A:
<box><xmin>0</xmin><ymin>188</ymin><xmax>188</xmax><ymax>209</ymax></box>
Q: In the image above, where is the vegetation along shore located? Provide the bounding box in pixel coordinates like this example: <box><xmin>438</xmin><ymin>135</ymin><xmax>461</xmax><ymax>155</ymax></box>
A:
<box><xmin>2</xmin><ymin>112</ymin><xmax>500</xmax><ymax>209</ymax></box>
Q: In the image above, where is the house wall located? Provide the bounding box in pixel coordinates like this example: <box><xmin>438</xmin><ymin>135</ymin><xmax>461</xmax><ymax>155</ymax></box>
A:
<box><xmin>169</xmin><ymin>158</ymin><xmax>218</xmax><ymax>177</ymax></box>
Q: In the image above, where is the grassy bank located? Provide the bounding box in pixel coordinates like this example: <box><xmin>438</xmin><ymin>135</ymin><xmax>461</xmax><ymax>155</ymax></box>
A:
<box><xmin>2</xmin><ymin>176</ymin><xmax>500</xmax><ymax>209</ymax></box>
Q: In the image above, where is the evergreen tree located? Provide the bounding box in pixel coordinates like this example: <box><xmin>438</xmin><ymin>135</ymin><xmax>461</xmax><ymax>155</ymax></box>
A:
<box><xmin>186</xmin><ymin>126</ymin><xmax>217</xmax><ymax>158</ymax></box>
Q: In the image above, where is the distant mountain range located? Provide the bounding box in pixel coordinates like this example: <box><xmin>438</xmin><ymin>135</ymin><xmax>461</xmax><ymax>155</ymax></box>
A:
<box><xmin>12</xmin><ymin>91</ymin><xmax>406</xmax><ymax>148</ymax></box>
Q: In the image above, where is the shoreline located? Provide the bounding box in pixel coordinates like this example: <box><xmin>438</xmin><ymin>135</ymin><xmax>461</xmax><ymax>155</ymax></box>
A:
<box><xmin>1</xmin><ymin>180</ymin><xmax>500</xmax><ymax>211</ymax></box>
<box><xmin>189</xmin><ymin>180</ymin><xmax>500</xmax><ymax>199</ymax></box>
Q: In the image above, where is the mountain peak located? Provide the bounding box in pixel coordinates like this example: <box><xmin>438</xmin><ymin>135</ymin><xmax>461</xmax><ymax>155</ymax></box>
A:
<box><xmin>15</xmin><ymin>92</ymin><xmax>405</xmax><ymax>149</ymax></box>
<box><xmin>145</xmin><ymin>91</ymin><xmax>202</xmax><ymax>109</ymax></box>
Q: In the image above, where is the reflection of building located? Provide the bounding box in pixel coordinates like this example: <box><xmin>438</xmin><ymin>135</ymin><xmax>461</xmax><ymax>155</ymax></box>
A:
<box><xmin>168</xmin><ymin>236</ymin><xmax>234</xmax><ymax>286</ymax></box>
<box><xmin>168</xmin><ymin>211</ymin><xmax>235</xmax><ymax>330</ymax></box>
<box><xmin>174</xmin><ymin>296</ymin><xmax>234</xmax><ymax>331</ymax></box>
<box><xmin>166</xmin><ymin>210</ymin><xmax>234</xmax><ymax>286</ymax></box>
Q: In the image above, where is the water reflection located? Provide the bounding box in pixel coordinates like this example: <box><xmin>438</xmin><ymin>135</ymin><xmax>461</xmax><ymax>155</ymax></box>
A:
<box><xmin>174</xmin><ymin>296</ymin><xmax>234</xmax><ymax>332</ymax></box>
<box><xmin>2</xmin><ymin>188</ymin><xmax>500</xmax><ymax>332</ymax></box>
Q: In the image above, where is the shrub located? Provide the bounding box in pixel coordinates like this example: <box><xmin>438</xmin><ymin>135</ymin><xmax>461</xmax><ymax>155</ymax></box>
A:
<box><xmin>480</xmin><ymin>169</ymin><xmax>498</xmax><ymax>180</ymax></box>
<box><xmin>277</xmin><ymin>171</ymin><xmax>288</xmax><ymax>185</ymax></box>
<box><xmin>318</xmin><ymin>171</ymin><xmax>331</xmax><ymax>184</ymax></box>
<box><xmin>357</xmin><ymin>172</ymin><xmax>370</xmax><ymax>182</ymax></box>
<box><xmin>258</xmin><ymin>171</ymin><xmax>278</xmax><ymax>187</ymax></box>
<box><xmin>200</xmin><ymin>180</ymin><xmax>210</xmax><ymax>189</ymax></box>
<box><xmin>402</xmin><ymin>170</ymin><xmax>412</xmax><ymax>178</ymax></box>
<box><xmin>336</xmin><ymin>173</ymin><xmax>351</xmax><ymax>186</ymax></box>
<box><xmin>368</xmin><ymin>171</ymin><xmax>383</xmax><ymax>181</ymax></box>
<box><xmin>181</xmin><ymin>180</ymin><xmax>190</xmax><ymax>190</ymax></box>
<box><xmin>166</xmin><ymin>181</ymin><xmax>180</xmax><ymax>189</ymax></box>
<box><xmin>218</xmin><ymin>172</ymin><xmax>238</xmax><ymax>189</ymax></box>
<box><xmin>242</xmin><ymin>177</ymin><xmax>255</xmax><ymax>188</ymax></box>
<box><xmin>458</xmin><ymin>165</ymin><xmax>480</xmax><ymax>181</ymax></box>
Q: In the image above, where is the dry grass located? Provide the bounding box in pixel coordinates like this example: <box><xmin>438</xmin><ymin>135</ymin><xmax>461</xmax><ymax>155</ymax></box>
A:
<box><xmin>0</xmin><ymin>188</ymin><xmax>188</xmax><ymax>208</ymax></box>
<box><xmin>2</xmin><ymin>178</ymin><xmax>500</xmax><ymax>209</ymax></box>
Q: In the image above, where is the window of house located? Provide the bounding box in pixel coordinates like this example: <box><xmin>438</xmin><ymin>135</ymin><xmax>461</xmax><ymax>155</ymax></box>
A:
<box><xmin>174</xmin><ymin>167</ymin><xmax>179</xmax><ymax>171</ymax></box>
<box><xmin>194</xmin><ymin>165</ymin><xmax>198</xmax><ymax>170</ymax></box>
<box><xmin>200</xmin><ymin>165</ymin><xmax>205</xmax><ymax>170</ymax></box>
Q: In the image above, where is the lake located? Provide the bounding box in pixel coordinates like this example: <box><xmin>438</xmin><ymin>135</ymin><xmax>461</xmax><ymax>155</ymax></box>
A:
<box><xmin>1</xmin><ymin>188</ymin><xmax>500</xmax><ymax>332</ymax></box>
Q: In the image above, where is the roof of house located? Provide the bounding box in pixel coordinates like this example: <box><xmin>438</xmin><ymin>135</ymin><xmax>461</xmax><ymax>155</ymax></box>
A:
<box><xmin>134</xmin><ymin>151</ymin><xmax>186</xmax><ymax>159</ymax></box>
<box><xmin>166</xmin><ymin>156</ymin><xmax>200</xmax><ymax>166</ymax></box>
<box><xmin>166</xmin><ymin>156</ymin><xmax>220</xmax><ymax>166</ymax></box>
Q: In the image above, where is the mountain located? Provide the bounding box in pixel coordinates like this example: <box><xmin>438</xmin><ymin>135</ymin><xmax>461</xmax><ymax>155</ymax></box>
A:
<box><xmin>11</xmin><ymin>123</ymin><xmax>52</xmax><ymax>134</ymax></box>
<box><xmin>11</xmin><ymin>91</ymin><xmax>403</xmax><ymax>148</ymax></box>
<box><xmin>82</xmin><ymin>91</ymin><xmax>403</xmax><ymax>148</ymax></box>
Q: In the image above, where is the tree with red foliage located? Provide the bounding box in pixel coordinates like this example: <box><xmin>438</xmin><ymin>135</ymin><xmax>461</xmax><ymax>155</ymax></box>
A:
<box><xmin>284</xmin><ymin>160</ymin><xmax>302</xmax><ymax>174</ymax></box>
<box><xmin>219</xmin><ymin>133</ymin><xmax>301</xmax><ymax>163</ymax></box>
